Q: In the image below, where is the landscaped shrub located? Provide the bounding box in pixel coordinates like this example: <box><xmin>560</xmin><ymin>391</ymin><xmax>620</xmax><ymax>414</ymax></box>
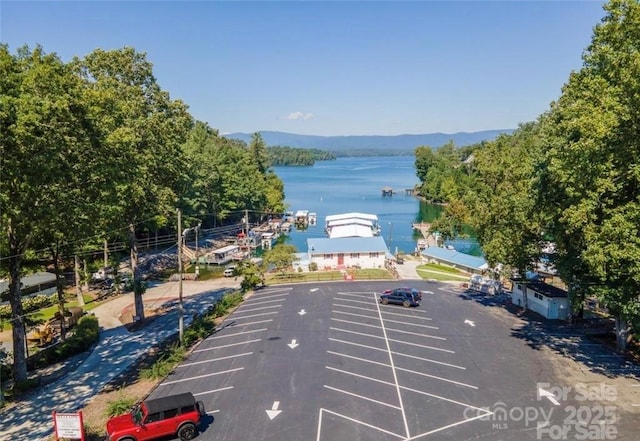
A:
<box><xmin>28</xmin><ymin>314</ymin><xmax>99</xmax><ymax>370</ymax></box>
<box><xmin>106</xmin><ymin>392</ymin><xmax>137</xmax><ymax>417</ymax></box>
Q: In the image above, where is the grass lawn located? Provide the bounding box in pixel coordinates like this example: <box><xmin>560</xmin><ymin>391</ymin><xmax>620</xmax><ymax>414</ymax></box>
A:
<box><xmin>265</xmin><ymin>268</ymin><xmax>393</xmax><ymax>284</ymax></box>
<box><xmin>416</xmin><ymin>263</ymin><xmax>470</xmax><ymax>281</ymax></box>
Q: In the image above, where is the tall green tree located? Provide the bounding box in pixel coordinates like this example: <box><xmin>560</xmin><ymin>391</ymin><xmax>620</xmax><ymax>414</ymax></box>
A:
<box><xmin>0</xmin><ymin>45</ymin><xmax>94</xmax><ymax>381</ymax></box>
<box><xmin>539</xmin><ymin>0</ymin><xmax>640</xmax><ymax>351</ymax></box>
<box><xmin>73</xmin><ymin>47</ymin><xmax>193</xmax><ymax>321</ymax></box>
<box><xmin>470</xmin><ymin>123</ymin><xmax>545</xmax><ymax>275</ymax></box>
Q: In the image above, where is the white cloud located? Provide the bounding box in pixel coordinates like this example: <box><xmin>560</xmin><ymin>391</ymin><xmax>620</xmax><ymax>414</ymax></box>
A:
<box><xmin>283</xmin><ymin>111</ymin><xmax>314</xmax><ymax>121</ymax></box>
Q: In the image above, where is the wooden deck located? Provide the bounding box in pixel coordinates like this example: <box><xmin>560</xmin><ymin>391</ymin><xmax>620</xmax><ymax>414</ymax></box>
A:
<box><xmin>412</xmin><ymin>222</ymin><xmax>438</xmax><ymax>247</ymax></box>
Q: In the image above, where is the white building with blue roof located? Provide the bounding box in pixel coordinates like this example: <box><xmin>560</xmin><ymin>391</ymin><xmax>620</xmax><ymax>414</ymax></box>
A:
<box><xmin>421</xmin><ymin>246</ymin><xmax>488</xmax><ymax>274</ymax></box>
<box><xmin>307</xmin><ymin>236</ymin><xmax>388</xmax><ymax>270</ymax></box>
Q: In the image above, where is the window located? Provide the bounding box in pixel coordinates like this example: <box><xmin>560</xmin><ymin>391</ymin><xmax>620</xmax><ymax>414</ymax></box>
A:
<box><xmin>323</xmin><ymin>254</ymin><xmax>332</xmax><ymax>259</ymax></box>
<box><xmin>350</xmin><ymin>253</ymin><xmax>359</xmax><ymax>258</ymax></box>
<box><xmin>164</xmin><ymin>408</ymin><xmax>178</xmax><ymax>418</ymax></box>
<box><xmin>369</xmin><ymin>252</ymin><xmax>379</xmax><ymax>258</ymax></box>
<box><xmin>180</xmin><ymin>405</ymin><xmax>195</xmax><ymax>414</ymax></box>
<box><xmin>145</xmin><ymin>412</ymin><xmax>161</xmax><ymax>423</ymax></box>
<box><xmin>534</xmin><ymin>293</ymin><xmax>543</xmax><ymax>300</ymax></box>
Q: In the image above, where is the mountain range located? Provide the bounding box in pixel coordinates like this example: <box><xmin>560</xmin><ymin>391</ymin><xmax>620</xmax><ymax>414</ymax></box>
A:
<box><xmin>225</xmin><ymin>129</ymin><xmax>513</xmax><ymax>151</ymax></box>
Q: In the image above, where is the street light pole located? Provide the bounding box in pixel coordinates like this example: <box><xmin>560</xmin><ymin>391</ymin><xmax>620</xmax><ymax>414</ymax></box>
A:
<box><xmin>388</xmin><ymin>221</ymin><xmax>393</xmax><ymax>247</ymax></box>
<box><xmin>177</xmin><ymin>208</ymin><xmax>184</xmax><ymax>346</ymax></box>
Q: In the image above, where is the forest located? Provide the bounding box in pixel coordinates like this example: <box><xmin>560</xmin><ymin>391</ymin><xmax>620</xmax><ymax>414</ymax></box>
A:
<box><xmin>414</xmin><ymin>0</ymin><xmax>640</xmax><ymax>353</ymax></box>
<box><xmin>268</xmin><ymin>146</ymin><xmax>336</xmax><ymax>165</ymax></box>
<box><xmin>0</xmin><ymin>46</ymin><xmax>285</xmax><ymax>384</ymax></box>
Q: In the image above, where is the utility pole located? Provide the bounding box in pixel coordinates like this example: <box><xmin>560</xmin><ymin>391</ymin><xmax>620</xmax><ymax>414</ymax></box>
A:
<box><xmin>195</xmin><ymin>222</ymin><xmax>201</xmax><ymax>278</ymax></box>
<box><xmin>177</xmin><ymin>208</ymin><xmax>184</xmax><ymax>345</ymax></box>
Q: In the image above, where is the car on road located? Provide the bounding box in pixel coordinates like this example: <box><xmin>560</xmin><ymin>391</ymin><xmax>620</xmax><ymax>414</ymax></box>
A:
<box><xmin>380</xmin><ymin>288</ymin><xmax>421</xmax><ymax>307</ymax></box>
<box><xmin>223</xmin><ymin>265</ymin><xmax>236</xmax><ymax>277</ymax></box>
<box><xmin>106</xmin><ymin>392</ymin><xmax>205</xmax><ymax>441</ymax></box>
<box><xmin>382</xmin><ymin>287</ymin><xmax>423</xmax><ymax>301</ymax></box>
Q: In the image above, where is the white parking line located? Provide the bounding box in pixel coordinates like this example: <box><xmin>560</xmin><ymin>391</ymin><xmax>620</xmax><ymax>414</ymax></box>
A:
<box><xmin>327</xmin><ymin>350</ymin><xmax>391</xmax><ymax>368</ymax></box>
<box><xmin>330</xmin><ymin>327</ymin><xmax>452</xmax><ymax>354</ymax></box>
<box><xmin>178</xmin><ymin>352</ymin><xmax>253</xmax><ymax>368</ymax></box>
<box><xmin>333</xmin><ymin>310</ymin><xmax>379</xmax><ymax>320</ymax></box>
<box><xmin>337</xmin><ymin>291</ymin><xmax>377</xmax><ymax>296</ymax></box>
<box><xmin>316</xmin><ymin>408</ymin><xmax>405</xmax><ymax>441</ymax></box>
<box><xmin>381</xmin><ymin>317</ymin><xmax>439</xmax><ymax>330</ymax></box>
<box><xmin>375</xmin><ymin>288</ymin><xmax>411</xmax><ymax>438</ymax></box>
<box><xmin>323</xmin><ymin>385</ymin><xmax>401</xmax><ymax>409</ymax></box>
<box><xmin>333</xmin><ymin>303</ymin><xmax>376</xmax><ymax>313</ymax></box>
<box><xmin>333</xmin><ymin>297</ymin><xmax>373</xmax><ymax>305</ymax></box>
<box><xmin>331</xmin><ymin>317</ymin><xmax>383</xmax><ymax>331</ymax></box>
<box><xmin>399</xmin><ymin>386</ymin><xmax>488</xmax><ymax>412</ymax></box>
<box><xmin>380</xmin><ymin>309</ymin><xmax>432</xmax><ymax>320</ymax></box>
<box><xmin>395</xmin><ymin>366</ymin><xmax>478</xmax><ymax>389</ymax></box>
<box><xmin>327</xmin><ymin>366</ymin><xmax>396</xmax><ymax>387</ymax></box>
<box><xmin>387</xmin><ymin>337</ymin><xmax>454</xmax><ymax>354</ymax></box>
<box><xmin>241</xmin><ymin>298</ymin><xmax>286</xmax><ymax>306</ymax></box>
<box><xmin>227</xmin><ymin>311</ymin><xmax>278</xmax><ymax>320</ymax></box>
<box><xmin>194</xmin><ymin>339</ymin><xmax>261</xmax><ymax>353</ymax></box>
<box><xmin>160</xmin><ymin>368</ymin><xmax>244</xmax><ymax>385</ymax></box>
<box><xmin>211</xmin><ymin>328</ymin><xmax>268</xmax><ymax>339</ymax></box>
<box><xmin>386</xmin><ymin>327</ymin><xmax>446</xmax><ymax>340</ymax></box>
<box><xmin>234</xmin><ymin>304</ymin><xmax>282</xmax><ymax>313</ymax></box>
<box><xmin>392</xmin><ymin>351</ymin><xmax>466</xmax><ymax>370</ymax></box>
<box><xmin>250</xmin><ymin>291</ymin><xmax>290</xmax><ymax>299</ymax></box>
<box><xmin>329</xmin><ymin>337</ymin><xmax>387</xmax><ymax>352</ymax></box>
<box><xmin>194</xmin><ymin>386</ymin><xmax>234</xmax><ymax>396</ymax></box>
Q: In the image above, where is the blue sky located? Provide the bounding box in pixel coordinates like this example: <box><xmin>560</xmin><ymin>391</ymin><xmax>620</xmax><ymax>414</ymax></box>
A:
<box><xmin>1</xmin><ymin>1</ymin><xmax>606</xmax><ymax>136</ymax></box>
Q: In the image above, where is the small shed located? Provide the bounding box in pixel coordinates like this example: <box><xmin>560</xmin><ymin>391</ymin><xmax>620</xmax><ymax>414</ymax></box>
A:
<box><xmin>511</xmin><ymin>279</ymin><xmax>569</xmax><ymax>320</ymax></box>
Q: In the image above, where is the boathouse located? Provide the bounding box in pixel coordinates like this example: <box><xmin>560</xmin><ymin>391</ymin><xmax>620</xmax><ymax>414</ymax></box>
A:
<box><xmin>421</xmin><ymin>246</ymin><xmax>488</xmax><ymax>274</ymax></box>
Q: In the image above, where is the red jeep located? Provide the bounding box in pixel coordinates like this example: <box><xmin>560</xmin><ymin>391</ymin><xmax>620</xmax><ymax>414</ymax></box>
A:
<box><xmin>106</xmin><ymin>392</ymin><xmax>204</xmax><ymax>441</ymax></box>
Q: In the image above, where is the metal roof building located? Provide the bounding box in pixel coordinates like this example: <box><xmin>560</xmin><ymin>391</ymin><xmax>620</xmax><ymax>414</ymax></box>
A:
<box><xmin>421</xmin><ymin>246</ymin><xmax>488</xmax><ymax>273</ymax></box>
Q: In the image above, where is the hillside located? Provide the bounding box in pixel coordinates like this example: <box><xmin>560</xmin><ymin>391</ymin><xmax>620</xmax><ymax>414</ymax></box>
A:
<box><xmin>225</xmin><ymin>129</ymin><xmax>513</xmax><ymax>150</ymax></box>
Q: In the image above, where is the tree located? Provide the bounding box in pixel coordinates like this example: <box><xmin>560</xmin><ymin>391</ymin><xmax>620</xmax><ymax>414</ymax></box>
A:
<box><xmin>263</xmin><ymin>244</ymin><xmax>298</xmax><ymax>275</ymax></box>
<box><xmin>0</xmin><ymin>45</ymin><xmax>94</xmax><ymax>381</ymax></box>
<box><xmin>539</xmin><ymin>0</ymin><xmax>640</xmax><ymax>352</ymax></box>
<box><xmin>469</xmin><ymin>123</ymin><xmax>546</xmax><ymax>276</ymax></box>
<box><xmin>73</xmin><ymin>47</ymin><xmax>193</xmax><ymax>321</ymax></box>
<box><xmin>249</xmin><ymin>132</ymin><xmax>270</xmax><ymax>175</ymax></box>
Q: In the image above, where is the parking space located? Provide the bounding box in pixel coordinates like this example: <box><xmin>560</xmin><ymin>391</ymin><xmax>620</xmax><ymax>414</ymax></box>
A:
<box><xmin>143</xmin><ymin>281</ymin><xmax>639</xmax><ymax>441</ymax></box>
<box><xmin>149</xmin><ymin>287</ymin><xmax>293</xmax><ymax>416</ymax></box>
<box><xmin>320</xmin><ymin>289</ymin><xmax>491</xmax><ymax>441</ymax></box>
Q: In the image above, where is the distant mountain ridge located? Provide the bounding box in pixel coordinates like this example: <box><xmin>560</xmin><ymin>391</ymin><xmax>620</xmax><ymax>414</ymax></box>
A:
<box><xmin>225</xmin><ymin>129</ymin><xmax>513</xmax><ymax>150</ymax></box>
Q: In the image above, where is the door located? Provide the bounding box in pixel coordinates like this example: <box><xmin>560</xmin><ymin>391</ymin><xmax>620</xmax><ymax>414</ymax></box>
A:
<box><xmin>337</xmin><ymin>253</ymin><xmax>344</xmax><ymax>265</ymax></box>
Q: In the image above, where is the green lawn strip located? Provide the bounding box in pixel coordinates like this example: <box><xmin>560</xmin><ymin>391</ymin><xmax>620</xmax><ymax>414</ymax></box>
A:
<box><xmin>419</xmin><ymin>263</ymin><xmax>466</xmax><ymax>274</ymax></box>
<box><xmin>265</xmin><ymin>268</ymin><xmax>393</xmax><ymax>284</ymax></box>
<box><xmin>416</xmin><ymin>267</ymin><xmax>469</xmax><ymax>281</ymax></box>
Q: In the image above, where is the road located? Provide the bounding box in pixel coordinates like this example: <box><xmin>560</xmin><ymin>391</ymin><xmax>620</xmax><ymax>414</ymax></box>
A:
<box><xmin>147</xmin><ymin>281</ymin><xmax>639</xmax><ymax>441</ymax></box>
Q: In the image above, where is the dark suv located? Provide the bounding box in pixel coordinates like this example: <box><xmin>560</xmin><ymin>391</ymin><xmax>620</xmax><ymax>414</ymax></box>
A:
<box><xmin>106</xmin><ymin>392</ymin><xmax>205</xmax><ymax>441</ymax></box>
<box><xmin>382</xmin><ymin>287</ymin><xmax>423</xmax><ymax>301</ymax></box>
<box><xmin>380</xmin><ymin>288</ymin><xmax>421</xmax><ymax>307</ymax></box>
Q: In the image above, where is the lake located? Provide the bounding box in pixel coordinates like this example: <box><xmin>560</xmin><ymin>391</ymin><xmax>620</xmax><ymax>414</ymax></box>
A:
<box><xmin>273</xmin><ymin>156</ymin><xmax>481</xmax><ymax>255</ymax></box>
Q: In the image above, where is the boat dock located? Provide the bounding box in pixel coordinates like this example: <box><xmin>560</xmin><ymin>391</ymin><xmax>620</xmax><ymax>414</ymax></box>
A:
<box><xmin>412</xmin><ymin>222</ymin><xmax>438</xmax><ymax>247</ymax></box>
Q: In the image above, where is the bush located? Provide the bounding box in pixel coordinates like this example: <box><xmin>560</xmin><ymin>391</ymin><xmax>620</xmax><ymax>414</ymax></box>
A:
<box><xmin>28</xmin><ymin>315</ymin><xmax>99</xmax><ymax>370</ymax></box>
<box><xmin>106</xmin><ymin>392</ymin><xmax>136</xmax><ymax>417</ymax></box>
<box><xmin>309</xmin><ymin>262</ymin><xmax>318</xmax><ymax>271</ymax></box>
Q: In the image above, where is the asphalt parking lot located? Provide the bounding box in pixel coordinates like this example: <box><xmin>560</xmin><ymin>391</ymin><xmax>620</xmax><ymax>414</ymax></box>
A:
<box><xmin>148</xmin><ymin>281</ymin><xmax>639</xmax><ymax>441</ymax></box>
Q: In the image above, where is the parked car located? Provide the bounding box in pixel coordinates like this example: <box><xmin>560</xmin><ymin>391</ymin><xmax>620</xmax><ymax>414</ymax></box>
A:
<box><xmin>382</xmin><ymin>287</ymin><xmax>423</xmax><ymax>301</ymax></box>
<box><xmin>223</xmin><ymin>266</ymin><xmax>236</xmax><ymax>277</ymax></box>
<box><xmin>380</xmin><ymin>288</ymin><xmax>421</xmax><ymax>307</ymax></box>
<box><xmin>106</xmin><ymin>392</ymin><xmax>204</xmax><ymax>441</ymax></box>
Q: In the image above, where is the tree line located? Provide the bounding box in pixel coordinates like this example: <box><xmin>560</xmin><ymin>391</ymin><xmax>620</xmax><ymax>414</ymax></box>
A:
<box><xmin>414</xmin><ymin>0</ymin><xmax>640</xmax><ymax>352</ymax></box>
<box><xmin>0</xmin><ymin>45</ymin><xmax>285</xmax><ymax>383</ymax></box>
<box><xmin>268</xmin><ymin>146</ymin><xmax>336</xmax><ymax>166</ymax></box>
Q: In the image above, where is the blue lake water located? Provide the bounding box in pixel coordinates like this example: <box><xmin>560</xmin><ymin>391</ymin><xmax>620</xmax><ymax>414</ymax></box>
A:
<box><xmin>273</xmin><ymin>156</ymin><xmax>481</xmax><ymax>255</ymax></box>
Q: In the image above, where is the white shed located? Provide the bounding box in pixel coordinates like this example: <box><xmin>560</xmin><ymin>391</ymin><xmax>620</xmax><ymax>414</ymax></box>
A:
<box><xmin>511</xmin><ymin>280</ymin><xmax>569</xmax><ymax>320</ymax></box>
